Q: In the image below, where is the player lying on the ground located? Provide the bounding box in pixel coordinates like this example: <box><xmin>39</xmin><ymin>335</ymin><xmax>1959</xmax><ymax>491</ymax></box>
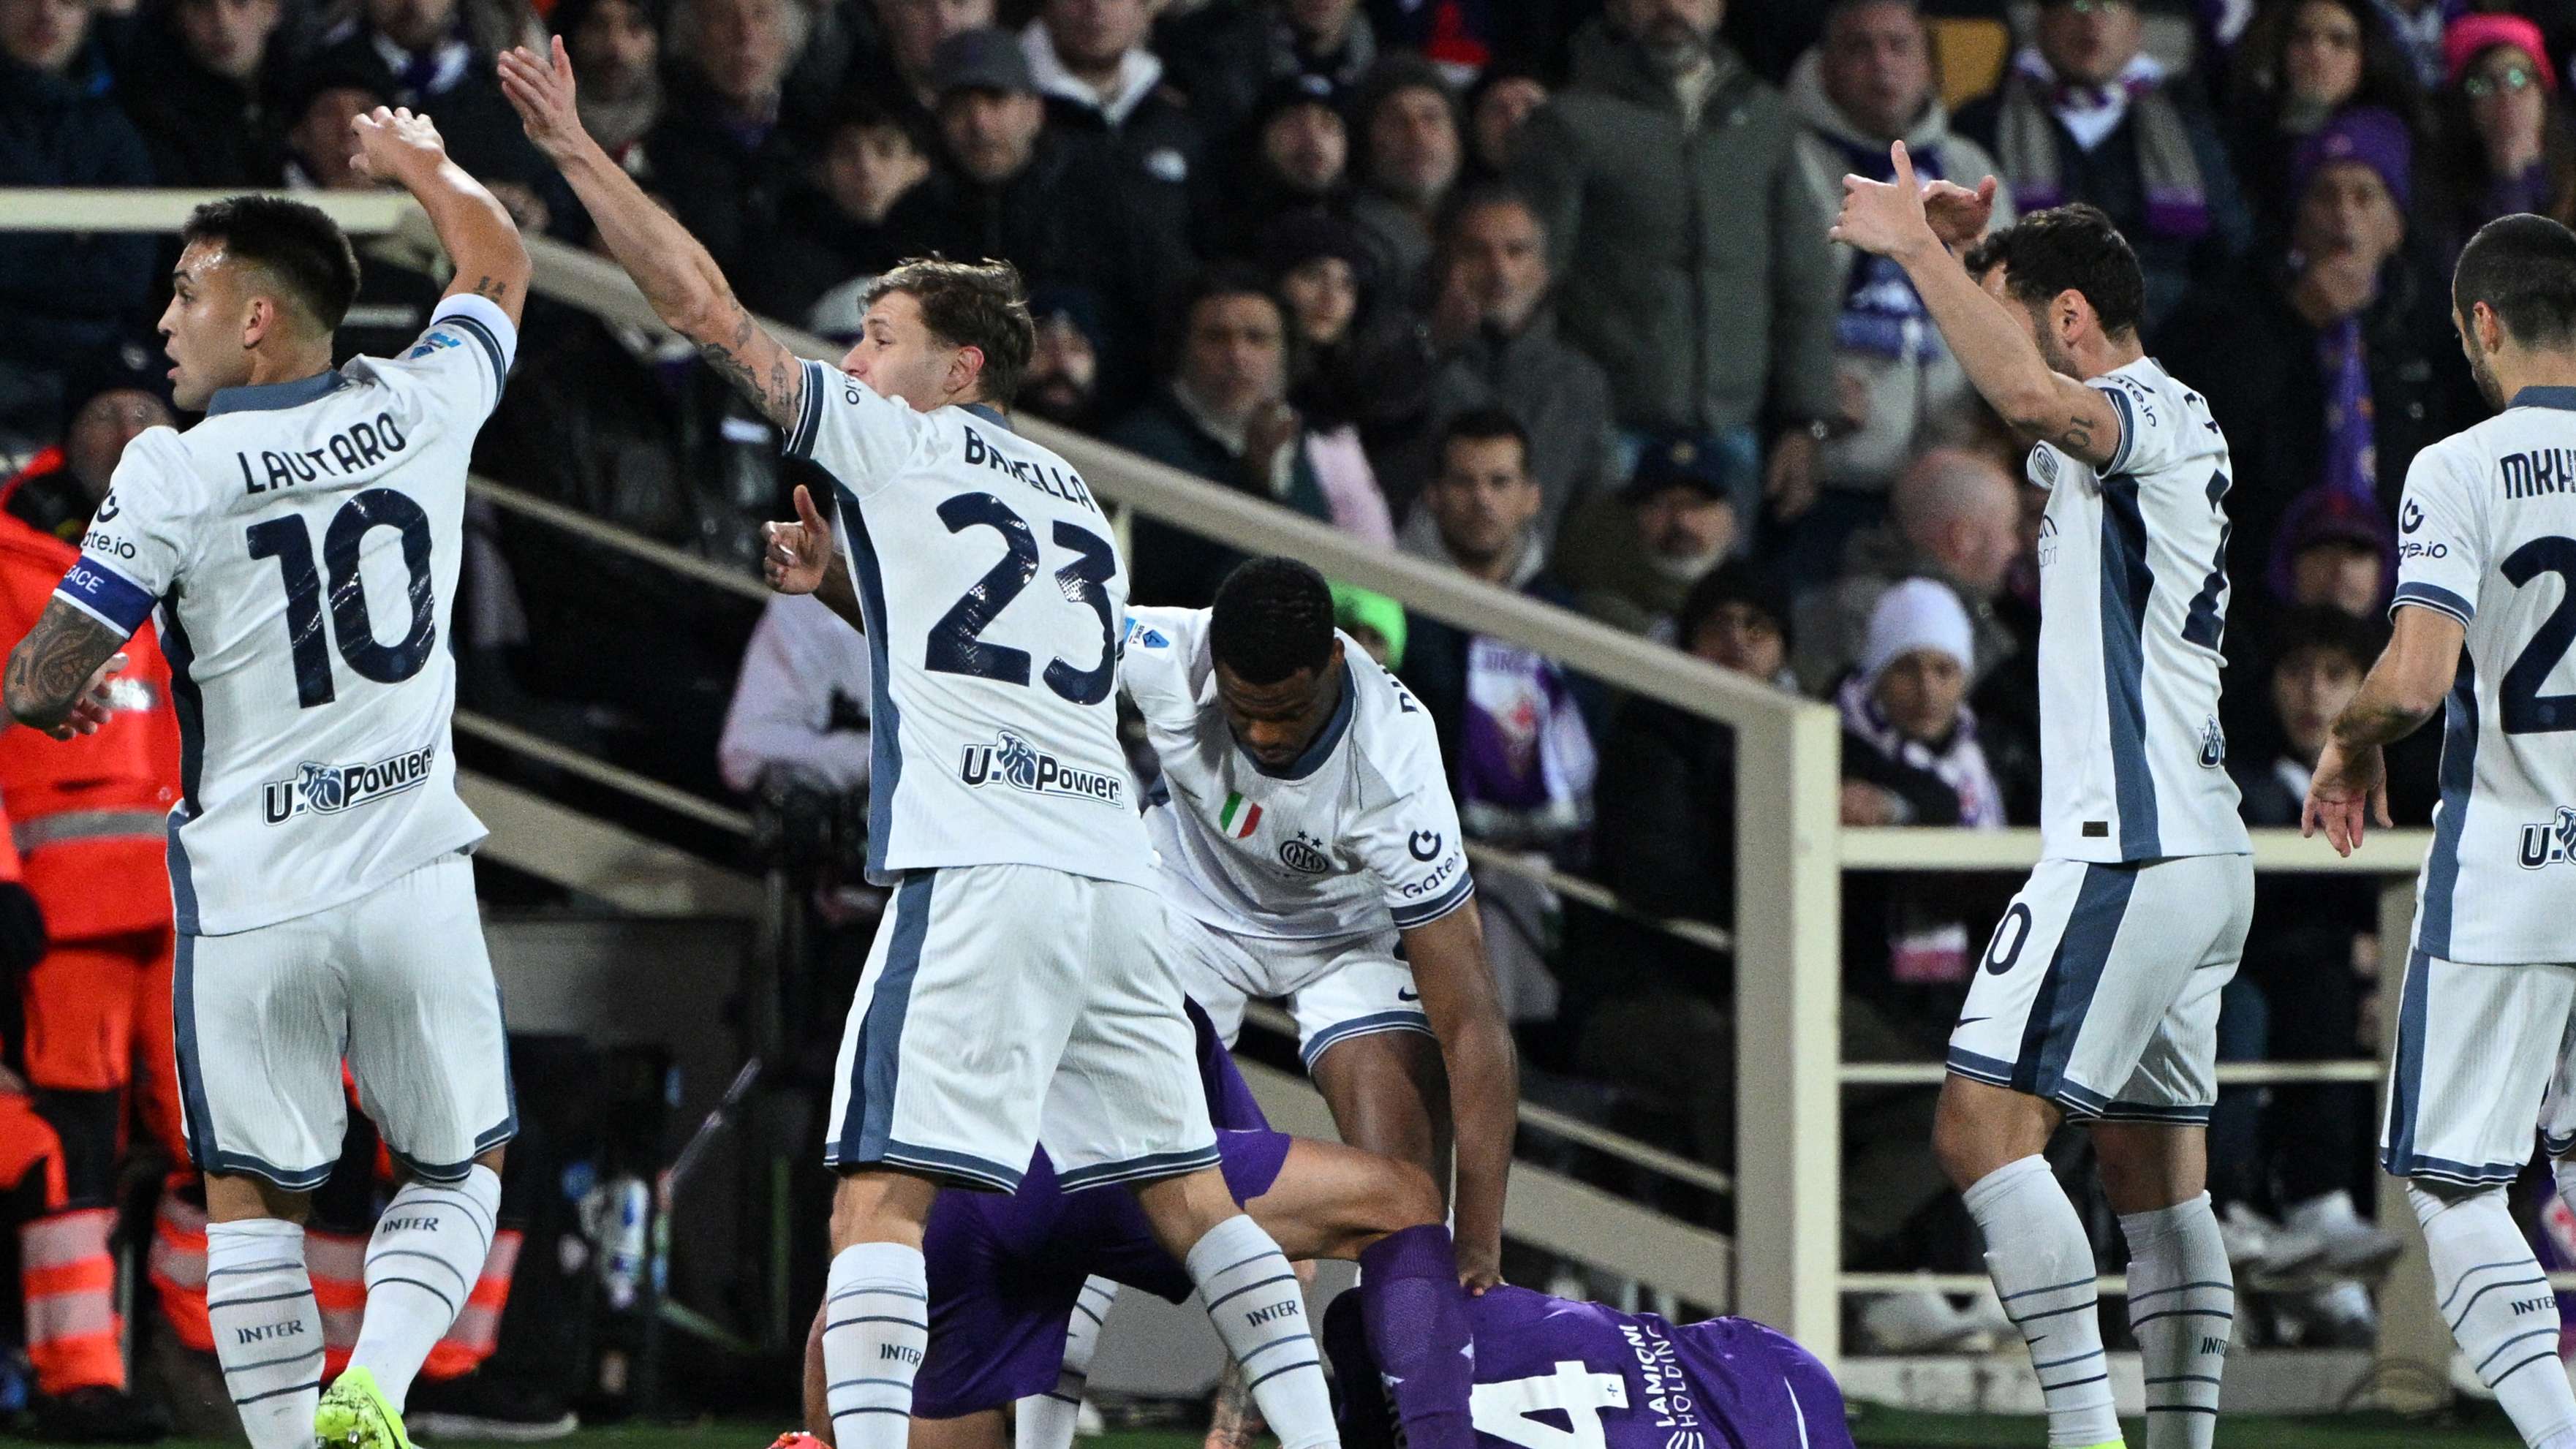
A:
<box><xmin>1323</xmin><ymin>1280</ymin><xmax>1856</xmax><ymax>1449</ymax></box>
<box><xmin>793</xmin><ymin>1000</ymin><xmax>1479</xmax><ymax>1449</ymax></box>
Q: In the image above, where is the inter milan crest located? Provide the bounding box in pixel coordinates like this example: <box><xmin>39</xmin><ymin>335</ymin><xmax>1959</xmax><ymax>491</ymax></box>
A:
<box><xmin>1277</xmin><ymin>831</ymin><xmax>1332</xmax><ymax>876</ymax></box>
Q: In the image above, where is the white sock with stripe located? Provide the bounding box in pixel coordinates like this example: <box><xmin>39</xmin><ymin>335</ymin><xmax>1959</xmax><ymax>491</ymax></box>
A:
<box><xmin>349</xmin><ymin>1164</ymin><xmax>501</xmax><ymax>1409</ymax></box>
<box><xmin>2118</xmin><ymin>1192</ymin><xmax>2231</xmax><ymax>1448</ymax></box>
<box><xmin>1185</xmin><ymin>1214</ymin><xmax>1335</xmax><ymax>1449</ymax></box>
<box><xmin>1962</xmin><ymin>1155</ymin><xmax>2120</xmax><ymax>1449</ymax></box>
<box><xmin>2411</xmin><ymin>1181</ymin><xmax>2576</xmax><ymax>1446</ymax></box>
<box><xmin>821</xmin><ymin>1242</ymin><xmax>929</xmax><ymax>1449</ymax></box>
<box><xmin>1015</xmin><ymin>1276</ymin><xmax>1116</xmax><ymax>1449</ymax></box>
<box><xmin>205</xmin><ymin>1218</ymin><xmax>324</xmax><ymax>1449</ymax></box>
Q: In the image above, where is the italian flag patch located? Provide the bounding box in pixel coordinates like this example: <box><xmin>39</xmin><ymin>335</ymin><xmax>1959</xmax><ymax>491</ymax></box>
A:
<box><xmin>1218</xmin><ymin>792</ymin><xmax>1261</xmax><ymax>839</ymax></box>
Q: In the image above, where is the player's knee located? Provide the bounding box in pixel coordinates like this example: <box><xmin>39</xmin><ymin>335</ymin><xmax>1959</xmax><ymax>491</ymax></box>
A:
<box><xmin>829</xmin><ymin>1169</ymin><xmax>936</xmax><ymax>1252</ymax></box>
<box><xmin>1371</xmin><ymin>1156</ymin><xmax>1443</xmax><ymax>1233</ymax></box>
<box><xmin>1932</xmin><ymin>1078</ymin><xmax>2045</xmax><ymax>1192</ymax></box>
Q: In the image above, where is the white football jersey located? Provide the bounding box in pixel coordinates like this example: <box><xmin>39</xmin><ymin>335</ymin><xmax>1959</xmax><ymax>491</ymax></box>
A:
<box><xmin>2390</xmin><ymin>387</ymin><xmax>2576</xmax><ymax>964</ymax></box>
<box><xmin>56</xmin><ymin>295</ymin><xmax>512</xmax><ymax>935</ymax></box>
<box><xmin>2024</xmin><ymin>356</ymin><xmax>2251</xmax><ymax>863</ymax></box>
<box><xmin>1121</xmin><ymin>607</ymin><xmax>1473</xmax><ymax>940</ymax></box>
<box><xmin>784</xmin><ymin>360</ymin><xmax>1151</xmax><ymax>888</ymax></box>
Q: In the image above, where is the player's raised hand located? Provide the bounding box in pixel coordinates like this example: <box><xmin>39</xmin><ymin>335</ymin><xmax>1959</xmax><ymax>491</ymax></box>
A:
<box><xmin>42</xmin><ymin>654</ymin><xmax>127</xmax><ymax>741</ymax></box>
<box><xmin>348</xmin><ymin>106</ymin><xmax>450</xmax><ymax>185</ymax></box>
<box><xmin>1829</xmin><ymin>140</ymin><xmax>1938</xmax><ymax>260</ymax></box>
<box><xmin>1922</xmin><ymin>174</ymin><xmax>1999</xmax><ymax>251</ymax></box>
<box><xmin>765</xmin><ymin>484</ymin><xmax>835</xmax><ymax>594</ymax></box>
<box><xmin>2303</xmin><ymin>737</ymin><xmax>2392</xmax><ymax>857</ymax></box>
<box><xmin>498</xmin><ymin>36</ymin><xmax>592</xmax><ymax>164</ymax></box>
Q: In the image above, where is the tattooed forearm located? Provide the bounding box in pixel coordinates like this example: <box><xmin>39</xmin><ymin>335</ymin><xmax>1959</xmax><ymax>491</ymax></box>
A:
<box><xmin>2332</xmin><ymin>695</ymin><xmax>2434</xmax><ymax>749</ymax></box>
<box><xmin>695</xmin><ymin>304</ymin><xmax>806</xmax><ymax>434</ymax></box>
<box><xmin>2061</xmin><ymin>414</ymin><xmax>2095</xmax><ymax>451</ymax></box>
<box><xmin>4</xmin><ymin>599</ymin><xmax>128</xmax><ymax>731</ymax></box>
<box><xmin>470</xmin><ymin>273</ymin><xmax>513</xmax><ymax>306</ymax></box>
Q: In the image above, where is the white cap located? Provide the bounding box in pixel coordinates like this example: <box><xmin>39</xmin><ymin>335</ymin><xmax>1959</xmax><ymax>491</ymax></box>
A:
<box><xmin>1860</xmin><ymin>578</ymin><xmax>1974</xmax><ymax>689</ymax></box>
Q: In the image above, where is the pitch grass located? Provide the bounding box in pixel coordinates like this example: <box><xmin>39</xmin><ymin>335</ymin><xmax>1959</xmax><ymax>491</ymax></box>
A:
<box><xmin>0</xmin><ymin>1413</ymin><xmax>2531</xmax><ymax>1449</ymax></box>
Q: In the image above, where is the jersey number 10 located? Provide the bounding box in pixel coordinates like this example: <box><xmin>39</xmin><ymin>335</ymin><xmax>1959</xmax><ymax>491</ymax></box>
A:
<box><xmin>245</xmin><ymin>488</ymin><xmax>438</xmax><ymax>709</ymax></box>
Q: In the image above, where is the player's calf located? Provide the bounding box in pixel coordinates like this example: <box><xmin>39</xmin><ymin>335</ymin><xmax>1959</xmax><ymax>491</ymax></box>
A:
<box><xmin>344</xmin><ymin>1154</ymin><xmax>502</xmax><ymax>1412</ymax></box>
<box><xmin>2410</xmin><ymin>1179</ymin><xmax>2576</xmax><ymax>1449</ymax></box>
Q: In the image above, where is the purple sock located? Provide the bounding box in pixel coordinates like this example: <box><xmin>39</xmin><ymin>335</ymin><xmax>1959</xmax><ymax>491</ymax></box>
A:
<box><xmin>1356</xmin><ymin>1225</ymin><xmax>1476</xmax><ymax>1449</ymax></box>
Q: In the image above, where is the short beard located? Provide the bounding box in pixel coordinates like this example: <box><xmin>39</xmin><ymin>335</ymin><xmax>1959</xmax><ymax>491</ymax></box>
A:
<box><xmin>2471</xmin><ymin>347</ymin><xmax>2506</xmax><ymax>412</ymax></box>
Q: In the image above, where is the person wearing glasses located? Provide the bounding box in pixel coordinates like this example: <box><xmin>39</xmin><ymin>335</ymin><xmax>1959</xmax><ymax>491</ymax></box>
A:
<box><xmin>2433</xmin><ymin>13</ymin><xmax>2576</xmax><ymax>260</ymax></box>
<box><xmin>1954</xmin><ymin>0</ymin><xmax>2251</xmax><ymax>336</ymax></box>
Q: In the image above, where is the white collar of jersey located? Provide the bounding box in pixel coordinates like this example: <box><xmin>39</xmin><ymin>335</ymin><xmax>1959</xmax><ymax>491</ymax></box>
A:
<box><xmin>2510</xmin><ymin>386</ymin><xmax>2576</xmax><ymax>412</ymax></box>
<box><xmin>206</xmin><ymin>369</ymin><xmax>347</xmax><ymax>415</ymax></box>
<box><xmin>1241</xmin><ymin>657</ymin><xmax>1359</xmax><ymax>781</ymax></box>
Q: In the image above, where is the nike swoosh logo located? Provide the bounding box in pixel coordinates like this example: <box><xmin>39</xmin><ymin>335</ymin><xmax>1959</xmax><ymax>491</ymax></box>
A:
<box><xmin>1397</xmin><ymin>989</ymin><xmax>1419</xmax><ymax>1002</ymax></box>
<box><xmin>1955</xmin><ymin>1017</ymin><xmax>1989</xmax><ymax>1028</ymax></box>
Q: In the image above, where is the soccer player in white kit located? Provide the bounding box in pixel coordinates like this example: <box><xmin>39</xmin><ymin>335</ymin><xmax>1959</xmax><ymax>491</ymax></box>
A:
<box><xmin>1016</xmin><ymin>558</ymin><xmax>1517</xmax><ymax>1449</ymax></box>
<box><xmin>3</xmin><ymin>113</ymin><xmax>527</xmax><ymax>1449</ymax></box>
<box><xmin>2306</xmin><ymin>213</ymin><xmax>2576</xmax><ymax>1449</ymax></box>
<box><xmin>1835</xmin><ymin>156</ymin><xmax>2254</xmax><ymax>1449</ymax></box>
<box><xmin>496</xmin><ymin>39</ymin><xmax>1341</xmax><ymax>1449</ymax></box>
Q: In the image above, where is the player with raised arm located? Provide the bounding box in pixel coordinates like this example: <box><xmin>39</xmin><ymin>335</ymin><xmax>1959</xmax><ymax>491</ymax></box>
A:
<box><xmin>498</xmin><ymin>39</ymin><xmax>1350</xmax><ymax>1449</ymax></box>
<box><xmin>1012</xmin><ymin>556</ymin><xmax>1511</xmax><ymax>1449</ymax></box>
<box><xmin>4</xmin><ymin>111</ymin><xmax>528</xmax><ymax>1449</ymax></box>
<box><xmin>1833</xmin><ymin>153</ymin><xmax>2254</xmax><ymax>1449</ymax></box>
<box><xmin>2305</xmin><ymin>213</ymin><xmax>2576</xmax><ymax>1449</ymax></box>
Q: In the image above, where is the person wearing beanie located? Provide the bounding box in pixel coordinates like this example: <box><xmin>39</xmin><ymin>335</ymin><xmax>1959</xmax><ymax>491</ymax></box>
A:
<box><xmin>1329</xmin><ymin>580</ymin><xmax>1407</xmax><ymax>670</ymax></box>
<box><xmin>1</xmin><ymin>339</ymin><xmax>177</xmax><ymax>545</ymax></box>
<box><xmin>2433</xmin><ymin>11</ymin><xmax>2576</xmax><ymax>255</ymax></box>
<box><xmin>2164</xmin><ymin>102</ymin><xmax>2481</xmax><ymax>598</ymax></box>
<box><xmin>1561</xmin><ymin>428</ymin><xmax>1739</xmax><ymax>640</ymax></box>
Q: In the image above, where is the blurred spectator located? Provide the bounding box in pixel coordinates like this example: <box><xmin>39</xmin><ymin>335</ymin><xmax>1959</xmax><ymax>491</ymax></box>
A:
<box><xmin>2432</xmin><ymin>15</ymin><xmax>2576</xmax><ymax>257</ymax></box>
<box><xmin>276</xmin><ymin>57</ymin><xmax>449</xmax><ymax>361</ymax></box>
<box><xmin>1022</xmin><ymin>0</ymin><xmax>1207</xmax><ymax>246</ymax></box>
<box><xmin>311</xmin><ymin>0</ymin><xmax>551</xmax><ymax>216</ymax></box>
<box><xmin>1380</xmin><ymin>184</ymin><xmax>1615</xmax><ymax>531</ymax></box>
<box><xmin>1788</xmin><ymin>0</ymin><xmax>2018</xmax><ymax>573</ymax></box>
<box><xmin>642</xmin><ymin>0</ymin><xmax>807</xmax><ymax>281</ymax></box>
<box><xmin>1562</xmin><ymin>430</ymin><xmax>1741</xmax><ymax>640</ymax></box>
<box><xmin>1568</xmin><ymin>560</ymin><xmax>1797</xmax><ymax>1164</ymax></box>
<box><xmin>554</xmin><ymin>0</ymin><xmax>665</xmax><ymax>172</ymax></box>
<box><xmin>1836</xmin><ymin>579</ymin><xmax>2006</xmax><ymax>837</ymax></box>
<box><xmin>1397</xmin><ymin>409</ymin><xmax>1602</xmax><ymax>854</ymax></box>
<box><xmin>119</xmin><ymin>0</ymin><xmax>290</xmax><ymax>187</ymax></box>
<box><xmin>2222</xmin><ymin>0</ymin><xmax>2422</xmax><ymax>243</ymax></box>
<box><xmin>1261</xmin><ymin>213</ymin><xmax>1401</xmax><ymax>545</ymax></box>
<box><xmin>880</xmin><ymin>28</ymin><xmax>1176</xmax><ymax>394</ymax></box>
<box><xmin>1329</xmin><ymin>578</ymin><xmax>1406</xmax><ymax>668</ymax></box>
<box><xmin>1955</xmin><ymin>0</ymin><xmax>2250</xmax><ymax>336</ymax></box>
<box><xmin>763</xmin><ymin>100</ymin><xmax>930</xmax><ymax>320</ymax></box>
<box><xmin>2164</xmin><ymin>106</ymin><xmax>2477</xmax><ymax>584</ymax></box>
<box><xmin>2273</xmin><ymin>486</ymin><xmax>2393</xmax><ymax>615</ymax></box>
<box><xmin>1</xmin><ymin>341</ymin><xmax>174</xmax><ymax>543</ymax></box>
<box><xmin>2217</xmin><ymin>605</ymin><xmax>2401</xmax><ymax>1344</ymax></box>
<box><xmin>1113</xmin><ymin>267</ymin><xmax>1332</xmax><ymax>606</ymax></box>
<box><xmin>1017</xmin><ymin>285</ymin><xmax>1107</xmax><ymax>430</ymax></box>
<box><xmin>1160</xmin><ymin>0</ymin><xmax>1383</xmax><ymax>142</ymax></box>
<box><xmin>849</xmin><ymin>0</ymin><xmax>994</xmax><ymax>123</ymax></box>
<box><xmin>1791</xmin><ymin>447</ymin><xmax>2022</xmax><ymax>695</ymax></box>
<box><xmin>1348</xmin><ymin>56</ymin><xmax>1463</xmax><ymax>289</ymax></box>
<box><xmin>719</xmin><ymin>591</ymin><xmax>873</xmax><ymax>798</ymax></box>
<box><xmin>1195</xmin><ymin>72</ymin><xmax>1353</xmax><ymax>259</ymax></box>
<box><xmin>2373</xmin><ymin>0</ymin><xmax>2449</xmax><ymax>88</ymax></box>
<box><xmin>0</xmin><ymin>0</ymin><xmax>157</xmax><ymax>447</ymax></box>
<box><xmin>1462</xmin><ymin>63</ymin><xmax>1546</xmax><ymax>180</ymax></box>
<box><xmin>1514</xmin><ymin>0</ymin><xmax>1840</xmax><ymax>531</ymax></box>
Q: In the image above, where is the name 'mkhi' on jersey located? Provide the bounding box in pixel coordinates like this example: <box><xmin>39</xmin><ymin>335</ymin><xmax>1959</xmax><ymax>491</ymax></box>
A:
<box><xmin>54</xmin><ymin>295</ymin><xmax>513</xmax><ymax>935</ymax></box>
<box><xmin>2388</xmin><ymin>387</ymin><xmax>2576</xmax><ymax>964</ymax></box>
<box><xmin>1121</xmin><ymin>607</ymin><xmax>1472</xmax><ymax>941</ymax></box>
<box><xmin>2024</xmin><ymin>357</ymin><xmax>2250</xmax><ymax>863</ymax></box>
<box><xmin>782</xmin><ymin>360</ymin><xmax>1151</xmax><ymax>888</ymax></box>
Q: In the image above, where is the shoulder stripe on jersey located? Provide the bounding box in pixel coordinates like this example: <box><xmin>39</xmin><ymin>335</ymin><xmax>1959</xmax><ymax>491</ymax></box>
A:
<box><xmin>2392</xmin><ymin>580</ymin><xmax>2477</xmax><ymax>626</ymax></box>
<box><xmin>831</xmin><ymin>477</ymin><xmax>901</xmax><ymax>879</ymax></box>
<box><xmin>2417</xmin><ymin>654</ymin><xmax>2479</xmax><ymax>959</ymax></box>
<box><xmin>2098</xmin><ymin>474</ymin><xmax>2161</xmax><ymax>859</ymax></box>
<box><xmin>2097</xmin><ymin>384</ymin><xmax>2137</xmax><ymax>477</ymax></box>
<box><xmin>439</xmin><ymin>313</ymin><xmax>508</xmax><ymax>390</ymax></box>
<box><xmin>787</xmin><ymin>360</ymin><xmax>827</xmax><ymax>461</ymax></box>
<box><xmin>1389</xmin><ymin>872</ymin><xmax>1476</xmax><ymax>930</ymax></box>
<box><xmin>53</xmin><ymin>558</ymin><xmax>156</xmax><ymax>633</ymax></box>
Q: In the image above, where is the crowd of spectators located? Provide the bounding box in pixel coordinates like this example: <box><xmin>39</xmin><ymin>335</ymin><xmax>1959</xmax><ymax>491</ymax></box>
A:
<box><xmin>8</xmin><ymin>0</ymin><xmax>2547</xmax><ymax>1351</ymax></box>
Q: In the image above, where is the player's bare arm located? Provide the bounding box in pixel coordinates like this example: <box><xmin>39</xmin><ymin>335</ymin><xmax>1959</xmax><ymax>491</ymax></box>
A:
<box><xmin>1829</xmin><ymin>142</ymin><xmax>2123</xmax><ymax>469</ymax></box>
<box><xmin>2304</xmin><ymin>604</ymin><xmax>2465</xmax><ymax>855</ymax></box>
<box><xmin>1397</xmin><ymin>904</ymin><xmax>1516</xmax><ymax>1293</ymax></box>
<box><xmin>497</xmin><ymin>37</ymin><xmax>805</xmax><ymax>432</ymax></box>
<box><xmin>4</xmin><ymin>599</ymin><xmax>131</xmax><ymax>740</ymax></box>
<box><xmin>349</xmin><ymin>105</ymin><xmax>531</xmax><ymax>327</ymax></box>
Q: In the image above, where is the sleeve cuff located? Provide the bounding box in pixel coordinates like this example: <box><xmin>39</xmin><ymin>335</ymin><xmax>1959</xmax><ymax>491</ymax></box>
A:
<box><xmin>784</xmin><ymin>359</ymin><xmax>826</xmax><ymax>460</ymax></box>
<box><xmin>2392</xmin><ymin>580</ymin><xmax>2476</xmax><ymax>625</ymax></box>
<box><xmin>56</xmin><ymin>559</ymin><xmax>156</xmax><ymax>633</ymax></box>
<box><xmin>2096</xmin><ymin>385</ymin><xmax>2135</xmax><ymax>475</ymax></box>
<box><xmin>1390</xmin><ymin>873</ymin><xmax>1476</xmax><ymax>930</ymax></box>
<box><xmin>430</xmin><ymin>292</ymin><xmax>517</xmax><ymax>379</ymax></box>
